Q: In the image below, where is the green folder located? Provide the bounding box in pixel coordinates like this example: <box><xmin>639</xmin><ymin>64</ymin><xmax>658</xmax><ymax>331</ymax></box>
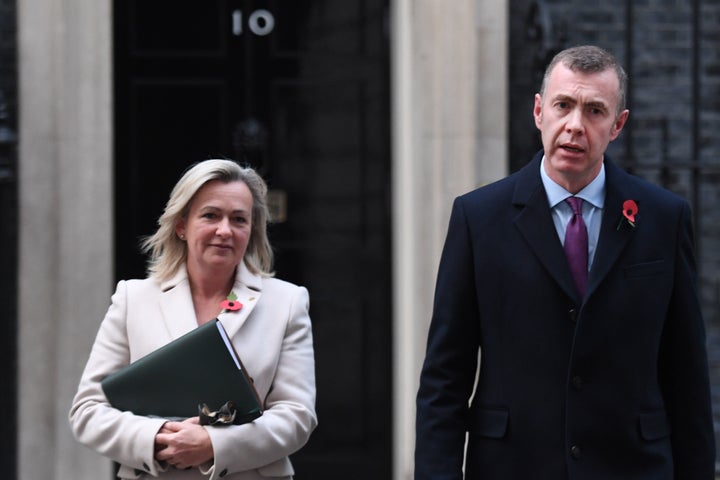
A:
<box><xmin>101</xmin><ymin>318</ymin><xmax>263</xmax><ymax>425</ymax></box>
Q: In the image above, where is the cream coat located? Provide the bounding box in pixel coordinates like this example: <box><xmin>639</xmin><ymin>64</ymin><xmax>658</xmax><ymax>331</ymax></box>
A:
<box><xmin>69</xmin><ymin>263</ymin><xmax>317</xmax><ymax>480</ymax></box>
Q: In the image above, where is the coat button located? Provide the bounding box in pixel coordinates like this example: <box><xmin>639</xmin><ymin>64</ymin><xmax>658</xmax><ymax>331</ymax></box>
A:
<box><xmin>571</xmin><ymin>375</ymin><xmax>584</xmax><ymax>390</ymax></box>
<box><xmin>219</xmin><ymin>468</ymin><xmax>228</xmax><ymax>477</ymax></box>
<box><xmin>570</xmin><ymin>444</ymin><xmax>582</xmax><ymax>459</ymax></box>
<box><xmin>568</xmin><ymin>308</ymin><xmax>578</xmax><ymax>323</ymax></box>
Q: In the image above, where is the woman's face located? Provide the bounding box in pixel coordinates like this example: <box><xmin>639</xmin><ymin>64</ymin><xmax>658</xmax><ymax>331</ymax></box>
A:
<box><xmin>175</xmin><ymin>180</ymin><xmax>253</xmax><ymax>275</ymax></box>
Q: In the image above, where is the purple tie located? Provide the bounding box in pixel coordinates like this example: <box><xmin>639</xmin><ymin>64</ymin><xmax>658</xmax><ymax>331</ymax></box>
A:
<box><xmin>564</xmin><ymin>197</ymin><xmax>588</xmax><ymax>297</ymax></box>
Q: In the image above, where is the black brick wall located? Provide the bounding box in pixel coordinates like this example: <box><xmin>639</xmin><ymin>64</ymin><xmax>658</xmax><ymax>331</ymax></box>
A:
<box><xmin>0</xmin><ymin>0</ymin><xmax>17</xmax><ymax>477</ymax></box>
<box><xmin>511</xmin><ymin>0</ymin><xmax>720</xmax><ymax>473</ymax></box>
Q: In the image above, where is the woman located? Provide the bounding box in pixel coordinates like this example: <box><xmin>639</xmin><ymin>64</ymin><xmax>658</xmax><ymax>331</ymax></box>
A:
<box><xmin>69</xmin><ymin>159</ymin><xmax>317</xmax><ymax>479</ymax></box>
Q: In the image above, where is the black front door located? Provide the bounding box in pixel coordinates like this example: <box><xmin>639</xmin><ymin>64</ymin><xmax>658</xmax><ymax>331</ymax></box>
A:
<box><xmin>113</xmin><ymin>1</ymin><xmax>392</xmax><ymax>478</ymax></box>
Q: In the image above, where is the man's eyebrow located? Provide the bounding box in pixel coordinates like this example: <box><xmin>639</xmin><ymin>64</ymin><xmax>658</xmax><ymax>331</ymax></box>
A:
<box><xmin>552</xmin><ymin>94</ymin><xmax>576</xmax><ymax>103</ymax></box>
<box><xmin>552</xmin><ymin>94</ymin><xmax>608</xmax><ymax>109</ymax></box>
<box><xmin>584</xmin><ymin>100</ymin><xmax>608</xmax><ymax>109</ymax></box>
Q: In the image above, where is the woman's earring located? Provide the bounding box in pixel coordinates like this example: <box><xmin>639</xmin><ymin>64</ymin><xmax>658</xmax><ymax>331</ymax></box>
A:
<box><xmin>180</xmin><ymin>234</ymin><xmax>186</xmax><ymax>240</ymax></box>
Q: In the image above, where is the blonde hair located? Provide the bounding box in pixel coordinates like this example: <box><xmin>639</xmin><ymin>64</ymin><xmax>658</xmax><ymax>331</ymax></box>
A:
<box><xmin>141</xmin><ymin>159</ymin><xmax>274</xmax><ymax>281</ymax></box>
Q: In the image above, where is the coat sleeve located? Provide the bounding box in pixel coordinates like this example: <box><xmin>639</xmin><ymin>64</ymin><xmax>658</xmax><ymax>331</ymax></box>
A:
<box><xmin>415</xmin><ymin>197</ymin><xmax>482</xmax><ymax>480</ymax></box>
<box><xmin>659</xmin><ymin>201</ymin><xmax>716</xmax><ymax>479</ymax></box>
<box><xmin>201</xmin><ymin>285</ymin><xmax>318</xmax><ymax>480</ymax></box>
<box><xmin>68</xmin><ymin>280</ymin><xmax>169</xmax><ymax>477</ymax></box>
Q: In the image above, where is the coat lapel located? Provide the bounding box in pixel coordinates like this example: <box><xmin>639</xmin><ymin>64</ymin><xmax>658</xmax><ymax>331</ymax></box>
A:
<box><xmin>157</xmin><ymin>262</ymin><xmax>264</xmax><ymax>340</ymax></box>
<box><xmin>512</xmin><ymin>153</ymin><xmax>580</xmax><ymax>302</ymax></box>
<box><xmin>158</xmin><ymin>268</ymin><xmax>199</xmax><ymax>339</ymax></box>
<box><xmin>218</xmin><ymin>262</ymin><xmax>263</xmax><ymax>339</ymax></box>
<box><xmin>585</xmin><ymin>159</ymin><xmax>635</xmax><ymax>299</ymax></box>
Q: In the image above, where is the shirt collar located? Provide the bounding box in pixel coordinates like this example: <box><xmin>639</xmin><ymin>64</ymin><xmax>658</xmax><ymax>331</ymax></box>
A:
<box><xmin>540</xmin><ymin>155</ymin><xmax>605</xmax><ymax>209</ymax></box>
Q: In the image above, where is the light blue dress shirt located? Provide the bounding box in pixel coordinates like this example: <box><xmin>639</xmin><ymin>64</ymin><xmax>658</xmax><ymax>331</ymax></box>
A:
<box><xmin>540</xmin><ymin>156</ymin><xmax>604</xmax><ymax>270</ymax></box>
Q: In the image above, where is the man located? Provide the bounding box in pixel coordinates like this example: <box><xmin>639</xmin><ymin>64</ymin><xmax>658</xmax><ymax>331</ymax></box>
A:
<box><xmin>415</xmin><ymin>45</ymin><xmax>716</xmax><ymax>479</ymax></box>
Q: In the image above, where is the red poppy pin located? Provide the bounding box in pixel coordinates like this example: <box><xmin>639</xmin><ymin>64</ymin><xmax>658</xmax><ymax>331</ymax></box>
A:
<box><xmin>617</xmin><ymin>199</ymin><xmax>638</xmax><ymax>230</ymax></box>
<box><xmin>220</xmin><ymin>291</ymin><xmax>243</xmax><ymax>312</ymax></box>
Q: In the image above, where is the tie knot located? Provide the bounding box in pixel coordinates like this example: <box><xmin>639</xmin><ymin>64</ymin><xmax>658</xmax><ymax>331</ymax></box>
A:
<box><xmin>566</xmin><ymin>196</ymin><xmax>583</xmax><ymax>215</ymax></box>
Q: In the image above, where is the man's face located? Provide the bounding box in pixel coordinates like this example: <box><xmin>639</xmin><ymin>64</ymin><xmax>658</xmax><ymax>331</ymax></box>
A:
<box><xmin>534</xmin><ymin>63</ymin><xmax>629</xmax><ymax>193</ymax></box>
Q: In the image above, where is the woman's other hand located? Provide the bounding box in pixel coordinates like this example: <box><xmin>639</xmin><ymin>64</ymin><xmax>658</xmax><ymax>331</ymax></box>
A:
<box><xmin>154</xmin><ymin>417</ymin><xmax>214</xmax><ymax>469</ymax></box>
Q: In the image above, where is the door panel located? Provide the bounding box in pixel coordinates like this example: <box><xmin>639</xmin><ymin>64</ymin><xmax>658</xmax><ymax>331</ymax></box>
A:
<box><xmin>114</xmin><ymin>1</ymin><xmax>391</xmax><ymax>477</ymax></box>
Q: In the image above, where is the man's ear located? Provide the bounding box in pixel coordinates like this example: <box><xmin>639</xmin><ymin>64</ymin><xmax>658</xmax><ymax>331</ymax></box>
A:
<box><xmin>610</xmin><ymin>109</ymin><xmax>630</xmax><ymax>141</ymax></box>
<box><xmin>533</xmin><ymin>93</ymin><xmax>543</xmax><ymax>130</ymax></box>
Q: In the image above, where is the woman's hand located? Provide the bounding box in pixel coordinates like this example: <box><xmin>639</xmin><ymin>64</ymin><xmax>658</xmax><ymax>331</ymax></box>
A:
<box><xmin>154</xmin><ymin>417</ymin><xmax>214</xmax><ymax>470</ymax></box>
